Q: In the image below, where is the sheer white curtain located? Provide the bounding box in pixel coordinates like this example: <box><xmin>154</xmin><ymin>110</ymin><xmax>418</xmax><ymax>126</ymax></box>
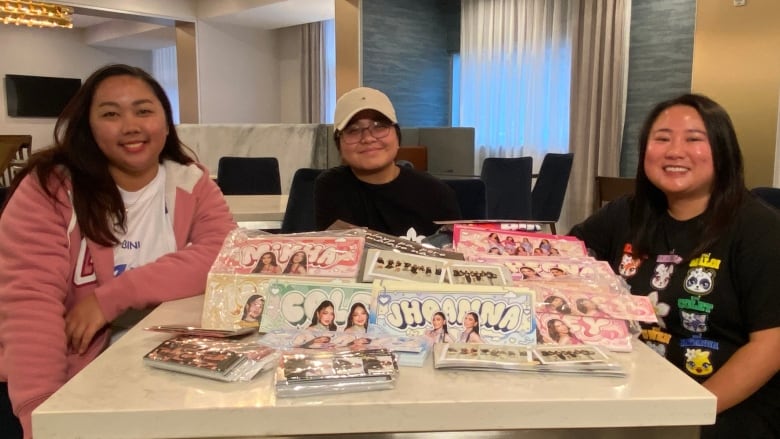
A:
<box><xmin>152</xmin><ymin>46</ymin><xmax>179</xmax><ymax>124</ymax></box>
<box><xmin>563</xmin><ymin>0</ymin><xmax>630</xmax><ymax>230</ymax></box>
<box><xmin>301</xmin><ymin>19</ymin><xmax>336</xmax><ymax>124</ymax></box>
<box><xmin>460</xmin><ymin>0</ymin><xmax>576</xmax><ymax>171</ymax></box>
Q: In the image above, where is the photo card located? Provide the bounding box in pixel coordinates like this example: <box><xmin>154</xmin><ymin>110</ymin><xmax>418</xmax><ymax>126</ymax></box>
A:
<box><xmin>364</xmin><ymin>249</ymin><xmax>448</xmax><ymax>284</ymax></box>
<box><xmin>447</xmin><ymin>262</ymin><xmax>510</xmax><ymax>286</ymax></box>
<box><xmin>533</xmin><ymin>345</ymin><xmax>610</xmax><ymax>365</ymax></box>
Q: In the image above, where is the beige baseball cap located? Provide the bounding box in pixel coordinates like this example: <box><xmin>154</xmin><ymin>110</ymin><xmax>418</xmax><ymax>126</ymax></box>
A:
<box><xmin>334</xmin><ymin>87</ymin><xmax>398</xmax><ymax>132</ymax></box>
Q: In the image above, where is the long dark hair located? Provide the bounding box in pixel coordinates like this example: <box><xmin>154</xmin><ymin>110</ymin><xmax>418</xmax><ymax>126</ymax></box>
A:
<box><xmin>252</xmin><ymin>251</ymin><xmax>279</xmax><ymax>273</ymax></box>
<box><xmin>433</xmin><ymin>311</ymin><xmax>449</xmax><ymax>336</ymax></box>
<box><xmin>345</xmin><ymin>302</ymin><xmax>369</xmax><ymax>330</ymax></box>
<box><xmin>631</xmin><ymin>93</ymin><xmax>745</xmax><ymax>259</ymax></box>
<box><xmin>283</xmin><ymin>251</ymin><xmax>308</xmax><ymax>273</ymax></box>
<box><xmin>309</xmin><ymin>300</ymin><xmax>337</xmax><ymax>331</ymax></box>
<box><xmin>240</xmin><ymin>294</ymin><xmax>264</xmax><ymax>321</ymax></box>
<box><xmin>465</xmin><ymin>311</ymin><xmax>480</xmax><ymax>335</ymax></box>
<box><xmin>8</xmin><ymin>64</ymin><xmax>193</xmax><ymax>246</ymax></box>
<box><xmin>547</xmin><ymin>318</ymin><xmax>568</xmax><ymax>342</ymax></box>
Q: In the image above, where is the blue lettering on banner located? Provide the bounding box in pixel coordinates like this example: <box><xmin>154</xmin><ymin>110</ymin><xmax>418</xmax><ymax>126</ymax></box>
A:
<box><xmin>679</xmin><ymin>336</ymin><xmax>719</xmax><ymax>350</ymax></box>
<box><xmin>121</xmin><ymin>240</ymin><xmax>141</xmax><ymax>249</ymax></box>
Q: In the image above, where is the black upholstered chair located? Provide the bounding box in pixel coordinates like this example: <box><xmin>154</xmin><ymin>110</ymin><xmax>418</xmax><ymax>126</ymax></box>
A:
<box><xmin>281</xmin><ymin>168</ymin><xmax>324</xmax><ymax>233</ymax></box>
<box><xmin>480</xmin><ymin>157</ymin><xmax>533</xmax><ymax>220</ymax></box>
<box><xmin>442</xmin><ymin>178</ymin><xmax>488</xmax><ymax>220</ymax></box>
<box><xmin>216</xmin><ymin>156</ymin><xmax>282</xmax><ymax>195</ymax></box>
<box><xmin>751</xmin><ymin>186</ymin><xmax>780</xmax><ymax>210</ymax></box>
<box><xmin>530</xmin><ymin>152</ymin><xmax>574</xmax><ymax>234</ymax></box>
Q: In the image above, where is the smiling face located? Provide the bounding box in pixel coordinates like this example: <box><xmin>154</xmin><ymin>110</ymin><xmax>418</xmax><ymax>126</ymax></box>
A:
<box><xmin>261</xmin><ymin>253</ymin><xmax>274</xmax><ymax>265</ymax></box>
<box><xmin>350</xmin><ymin>305</ymin><xmax>368</xmax><ymax>327</ymax></box>
<box><xmin>89</xmin><ymin>75</ymin><xmax>168</xmax><ymax>190</ymax></box>
<box><xmin>317</xmin><ymin>305</ymin><xmax>335</xmax><ymax>326</ymax></box>
<box><xmin>338</xmin><ymin>110</ymin><xmax>399</xmax><ymax>183</ymax></box>
<box><xmin>553</xmin><ymin>320</ymin><xmax>569</xmax><ymax>334</ymax></box>
<box><xmin>247</xmin><ymin>298</ymin><xmax>264</xmax><ymax>320</ymax></box>
<box><xmin>292</xmin><ymin>252</ymin><xmax>305</xmax><ymax>263</ymax></box>
<box><xmin>644</xmin><ymin>105</ymin><xmax>714</xmax><ymax>215</ymax></box>
<box><xmin>432</xmin><ymin>313</ymin><xmax>445</xmax><ymax>330</ymax></box>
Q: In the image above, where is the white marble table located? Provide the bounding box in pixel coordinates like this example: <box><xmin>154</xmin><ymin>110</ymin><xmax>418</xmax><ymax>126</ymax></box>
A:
<box><xmin>224</xmin><ymin>194</ymin><xmax>288</xmax><ymax>230</ymax></box>
<box><xmin>32</xmin><ymin>295</ymin><xmax>716</xmax><ymax>439</ymax></box>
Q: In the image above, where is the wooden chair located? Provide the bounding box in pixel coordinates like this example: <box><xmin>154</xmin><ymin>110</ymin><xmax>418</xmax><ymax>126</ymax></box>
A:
<box><xmin>0</xmin><ymin>135</ymin><xmax>32</xmax><ymax>187</ymax></box>
<box><xmin>594</xmin><ymin>176</ymin><xmax>635</xmax><ymax>211</ymax></box>
<box><xmin>395</xmin><ymin>146</ymin><xmax>428</xmax><ymax>171</ymax></box>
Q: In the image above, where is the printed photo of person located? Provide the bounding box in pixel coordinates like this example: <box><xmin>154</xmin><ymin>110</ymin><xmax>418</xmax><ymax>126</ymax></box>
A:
<box><xmin>519</xmin><ymin>266</ymin><xmax>543</xmax><ymax>280</ymax></box>
<box><xmin>344</xmin><ymin>302</ymin><xmax>369</xmax><ymax>333</ymax></box>
<box><xmin>575</xmin><ymin>298</ymin><xmax>609</xmax><ymax>318</ymax></box>
<box><xmin>549</xmin><ymin>266</ymin><xmax>568</xmax><ymax>277</ymax></box>
<box><xmin>425</xmin><ymin>311</ymin><xmax>455</xmax><ymax>344</ymax></box>
<box><xmin>237</xmin><ymin>294</ymin><xmax>265</xmax><ymax>328</ymax></box>
<box><xmin>252</xmin><ymin>251</ymin><xmax>282</xmax><ymax>274</ymax></box>
<box><xmin>283</xmin><ymin>250</ymin><xmax>308</xmax><ymax>274</ymax></box>
<box><xmin>545</xmin><ymin>318</ymin><xmax>583</xmax><ymax>345</ymax></box>
<box><xmin>459</xmin><ymin>312</ymin><xmax>483</xmax><ymax>343</ymax></box>
<box><xmin>297</xmin><ymin>335</ymin><xmax>334</xmax><ymax>349</ymax></box>
<box><xmin>543</xmin><ymin>295</ymin><xmax>572</xmax><ymax>314</ymax></box>
<box><xmin>308</xmin><ymin>300</ymin><xmax>338</xmax><ymax>331</ymax></box>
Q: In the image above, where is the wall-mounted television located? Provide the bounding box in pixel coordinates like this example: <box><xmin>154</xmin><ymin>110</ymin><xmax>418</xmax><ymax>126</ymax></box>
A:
<box><xmin>5</xmin><ymin>74</ymin><xmax>82</xmax><ymax>118</ymax></box>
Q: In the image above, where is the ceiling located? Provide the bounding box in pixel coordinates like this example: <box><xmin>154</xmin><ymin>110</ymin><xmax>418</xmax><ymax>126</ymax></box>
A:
<box><xmin>72</xmin><ymin>0</ymin><xmax>334</xmax><ymax>51</ymax></box>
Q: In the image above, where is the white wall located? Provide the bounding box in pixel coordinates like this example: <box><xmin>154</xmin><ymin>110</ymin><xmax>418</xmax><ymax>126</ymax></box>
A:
<box><xmin>0</xmin><ymin>25</ymin><xmax>152</xmax><ymax>150</ymax></box>
<box><xmin>278</xmin><ymin>25</ymin><xmax>304</xmax><ymax>123</ymax></box>
<box><xmin>196</xmin><ymin>21</ymin><xmax>280</xmax><ymax>123</ymax></box>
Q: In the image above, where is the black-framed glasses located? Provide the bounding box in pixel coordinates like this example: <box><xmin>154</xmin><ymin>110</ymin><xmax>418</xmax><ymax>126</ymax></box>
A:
<box><xmin>340</xmin><ymin>121</ymin><xmax>393</xmax><ymax>144</ymax></box>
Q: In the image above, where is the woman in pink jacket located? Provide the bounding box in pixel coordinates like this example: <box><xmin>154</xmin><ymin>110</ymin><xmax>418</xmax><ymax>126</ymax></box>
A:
<box><xmin>0</xmin><ymin>64</ymin><xmax>236</xmax><ymax>439</ymax></box>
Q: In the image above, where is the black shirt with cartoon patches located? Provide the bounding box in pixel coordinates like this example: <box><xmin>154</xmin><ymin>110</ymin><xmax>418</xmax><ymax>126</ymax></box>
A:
<box><xmin>570</xmin><ymin>195</ymin><xmax>780</xmax><ymax>437</ymax></box>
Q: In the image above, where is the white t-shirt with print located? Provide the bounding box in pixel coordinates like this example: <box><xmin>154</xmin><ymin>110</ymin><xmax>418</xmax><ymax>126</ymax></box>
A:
<box><xmin>111</xmin><ymin>164</ymin><xmax>176</xmax><ymax>340</ymax></box>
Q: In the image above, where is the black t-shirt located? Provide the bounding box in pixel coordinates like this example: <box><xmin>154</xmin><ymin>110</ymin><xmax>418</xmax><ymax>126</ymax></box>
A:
<box><xmin>570</xmin><ymin>195</ymin><xmax>780</xmax><ymax>438</ymax></box>
<box><xmin>313</xmin><ymin>165</ymin><xmax>461</xmax><ymax>238</ymax></box>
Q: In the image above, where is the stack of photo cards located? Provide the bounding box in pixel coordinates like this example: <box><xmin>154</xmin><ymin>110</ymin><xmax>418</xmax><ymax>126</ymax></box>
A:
<box><xmin>433</xmin><ymin>342</ymin><xmax>625</xmax><ymax>377</ymax></box>
<box><xmin>143</xmin><ymin>335</ymin><xmax>279</xmax><ymax>382</ymax></box>
<box><xmin>275</xmin><ymin>348</ymin><xmax>400</xmax><ymax>397</ymax></box>
<box><xmin>258</xmin><ymin>329</ymin><xmax>431</xmax><ymax>367</ymax></box>
<box><xmin>362</xmin><ymin>248</ymin><xmax>512</xmax><ymax>287</ymax></box>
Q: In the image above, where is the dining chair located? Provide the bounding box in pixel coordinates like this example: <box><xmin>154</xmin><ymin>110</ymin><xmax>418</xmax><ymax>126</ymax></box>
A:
<box><xmin>280</xmin><ymin>168</ymin><xmax>325</xmax><ymax>233</ymax></box>
<box><xmin>216</xmin><ymin>156</ymin><xmax>282</xmax><ymax>196</ymax></box>
<box><xmin>442</xmin><ymin>178</ymin><xmax>488</xmax><ymax>220</ymax></box>
<box><xmin>530</xmin><ymin>152</ymin><xmax>574</xmax><ymax>234</ymax></box>
<box><xmin>594</xmin><ymin>176</ymin><xmax>635</xmax><ymax>212</ymax></box>
<box><xmin>750</xmin><ymin>186</ymin><xmax>780</xmax><ymax>210</ymax></box>
<box><xmin>480</xmin><ymin>157</ymin><xmax>533</xmax><ymax>220</ymax></box>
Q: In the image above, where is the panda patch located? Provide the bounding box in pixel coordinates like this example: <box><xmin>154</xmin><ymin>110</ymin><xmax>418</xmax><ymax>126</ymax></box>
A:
<box><xmin>684</xmin><ymin>267</ymin><xmax>715</xmax><ymax>296</ymax></box>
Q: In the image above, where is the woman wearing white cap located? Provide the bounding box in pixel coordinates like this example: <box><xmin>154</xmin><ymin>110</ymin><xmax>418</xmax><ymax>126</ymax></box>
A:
<box><xmin>314</xmin><ymin>87</ymin><xmax>461</xmax><ymax>239</ymax></box>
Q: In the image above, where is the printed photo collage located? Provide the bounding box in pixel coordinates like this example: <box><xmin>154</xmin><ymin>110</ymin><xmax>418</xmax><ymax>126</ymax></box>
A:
<box><xmin>201</xmin><ymin>226</ymin><xmax>648</xmax><ymax>356</ymax></box>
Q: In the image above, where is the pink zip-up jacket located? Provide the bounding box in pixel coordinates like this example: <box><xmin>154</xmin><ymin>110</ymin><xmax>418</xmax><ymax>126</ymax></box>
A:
<box><xmin>0</xmin><ymin>160</ymin><xmax>237</xmax><ymax>438</ymax></box>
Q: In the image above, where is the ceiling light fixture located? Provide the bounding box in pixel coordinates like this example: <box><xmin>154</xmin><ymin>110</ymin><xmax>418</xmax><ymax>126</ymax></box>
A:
<box><xmin>0</xmin><ymin>1</ymin><xmax>73</xmax><ymax>29</ymax></box>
